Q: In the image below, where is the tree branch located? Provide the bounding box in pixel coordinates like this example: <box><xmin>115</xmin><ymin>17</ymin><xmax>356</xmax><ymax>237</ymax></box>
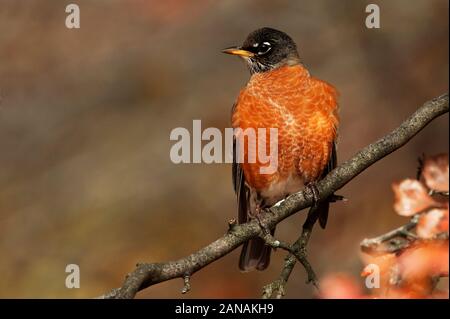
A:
<box><xmin>100</xmin><ymin>93</ymin><xmax>448</xmax><ymax>299</ymax></box>
<box><xmin>262</xmin><ymin>195</ymin><xmax>346</xmax><ymax>298</ymax></box>
<box><xmin>361</xmin><ymin>214</ymin><xmax>449</xmax><ymax>255</ymax></box>
<box><xmin>262</xmin><ymin>218</ymin><xmax>318</xmax><ymax>298</ymax></box>
<box><xmin>360</xmin><ymin>215</ymin><xmax>420</xmax><ymax>255</ymax></box>
<box><xmin>261</xmin><ymin>228</ymin><xmax>319</xmax><ymax>297</ymax></box>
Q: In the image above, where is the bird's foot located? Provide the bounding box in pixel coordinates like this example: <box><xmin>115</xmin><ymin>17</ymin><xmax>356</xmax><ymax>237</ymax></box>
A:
<box><xmin>248</xmin><ymin>204</ymin><xmax>265</xmax><ymax>229</ymax></box>
<box><xmin>305</xmin><ymin>182</ymin><xmax>320</xmax><ymax>208</ymax></box>
<box><xmin>329</xmin><ymin>194</ymin><xmax>347</xmax><ymax>203</ymax></box>
<box><xmin>250</xmin><ymin>204</ymin><xmax>274</xmax><ymax>238</ymax></box>
<box><xmin>248</xmin><ymin>203</ymin><xmax>263</xmax><ymax>219</ymax></box>
<box><xmin>306</xmin><ymin>182</ymin><xmax>347</xmax><ymax>207</ymax></box>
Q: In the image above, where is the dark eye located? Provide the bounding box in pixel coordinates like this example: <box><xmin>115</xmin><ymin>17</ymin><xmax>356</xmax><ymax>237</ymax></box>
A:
<box><xmin>257</xmin><ymin>42</ymin><xmax>271</xmax><ymax>55</ymax></box>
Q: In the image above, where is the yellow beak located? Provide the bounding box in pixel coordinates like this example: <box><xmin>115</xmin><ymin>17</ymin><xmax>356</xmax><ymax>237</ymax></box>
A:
<box><xmin>222</xmin><ymin>47</ymin><xmax>255</xmax><ymax>57</ymax></box>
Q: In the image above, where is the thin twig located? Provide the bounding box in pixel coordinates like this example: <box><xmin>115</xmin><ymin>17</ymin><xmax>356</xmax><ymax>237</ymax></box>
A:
<box><xmin>262</xmin><ymin>203</ymin><xmax>324</xmax><ymax>298</ymax></box>
<box><xmin>360</xmin><ymin>215</ymin><xmax>420</xmax><ymax>255</ymax></box>
<box><xmin>429</xmin><ymin>189</ymin><xmax>450</xmax><ymax>197</ymax></box>
<box><xmin>181</xmin><ymin>275</ymin><xmax>191</xmax><ymax>294</ymax></box>
<box><xmin>360</xmin><ymin>215</ymin><xmax>449</xmax><ymax>255</ymax></box>
<box><xmin>260</xmin><ymin>231</ymin><xmax>318</xmax><ymax>288</ymax></box>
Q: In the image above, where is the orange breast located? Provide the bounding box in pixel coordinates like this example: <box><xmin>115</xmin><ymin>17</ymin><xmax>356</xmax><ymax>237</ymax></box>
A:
<box><xmin>232</xmin><ymin>65</ymin><xmax>339</xmax><ymax>191</ymax></box>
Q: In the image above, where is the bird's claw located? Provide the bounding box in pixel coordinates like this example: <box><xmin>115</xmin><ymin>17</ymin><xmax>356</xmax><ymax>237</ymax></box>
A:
<box><xmin>306</xmin><ymin>182</ymin><xmax>320</xmax><ymax>208</ymax></box>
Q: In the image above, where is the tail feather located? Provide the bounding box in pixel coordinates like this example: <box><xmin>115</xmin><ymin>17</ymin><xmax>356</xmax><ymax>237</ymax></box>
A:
<box><xmin>239</xmin><ymin>230</ymin><xmax>274</xmax><ymax>271</ymax></box>
<box><xmin>317</xmin><ymin>200</ymin><xmax>329</xmax><ymax>229</ymax></box>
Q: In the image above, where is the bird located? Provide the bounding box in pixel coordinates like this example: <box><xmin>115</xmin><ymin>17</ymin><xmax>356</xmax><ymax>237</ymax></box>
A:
<box><xmin>223</xmin><ymin>27</ymin><xmax>339</xmax><ymax>271</ymax></box>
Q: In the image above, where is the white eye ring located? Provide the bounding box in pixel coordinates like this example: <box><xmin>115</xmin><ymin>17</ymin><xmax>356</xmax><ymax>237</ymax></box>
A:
<box><xmin>262</xmin><ymin>41</ymin><xmax>271</xmax><ymax>46</ymax></box>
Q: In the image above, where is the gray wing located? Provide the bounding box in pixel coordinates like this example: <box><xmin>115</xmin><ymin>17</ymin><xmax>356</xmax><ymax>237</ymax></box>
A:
<box><xmin>233</xmin><ymin>134</ymin><xmax>249</xmax><ymax>224</ymax></box>
<box><xmin>231</xmin><ymin>102</ymin><xmax>249</xmax><ymax>224</ymax></box>
<box><xmin>318</xmin><ymin>141</ymin><xmax>337</xmax><ymax>228</ymax></box>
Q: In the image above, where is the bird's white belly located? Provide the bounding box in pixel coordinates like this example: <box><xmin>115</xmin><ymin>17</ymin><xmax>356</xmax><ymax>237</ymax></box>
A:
<box><xmin>260</xmin><ymin>173</ymin><xmax>304</xmax><ymax>206</ymax></box>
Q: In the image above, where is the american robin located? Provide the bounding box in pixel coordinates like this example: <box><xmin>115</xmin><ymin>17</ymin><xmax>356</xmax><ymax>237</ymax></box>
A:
<box><xmin>223</xmin><ymin>27</ymin><xmax>339</xmax><ymax>271</ymax></box>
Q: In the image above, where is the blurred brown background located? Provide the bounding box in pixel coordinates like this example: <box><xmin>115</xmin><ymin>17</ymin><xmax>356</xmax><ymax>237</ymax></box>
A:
<box><xmin>0</xmin><ymin>0</ymin><xmax>448</xmax><ymax>298</ymax></box>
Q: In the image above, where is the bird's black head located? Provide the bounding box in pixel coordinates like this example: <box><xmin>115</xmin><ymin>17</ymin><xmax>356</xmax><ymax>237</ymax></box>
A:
<box><xmin>223</xmin><ymin>27</ymin><xmax>300</xmax><ymax>74</ymax></box>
